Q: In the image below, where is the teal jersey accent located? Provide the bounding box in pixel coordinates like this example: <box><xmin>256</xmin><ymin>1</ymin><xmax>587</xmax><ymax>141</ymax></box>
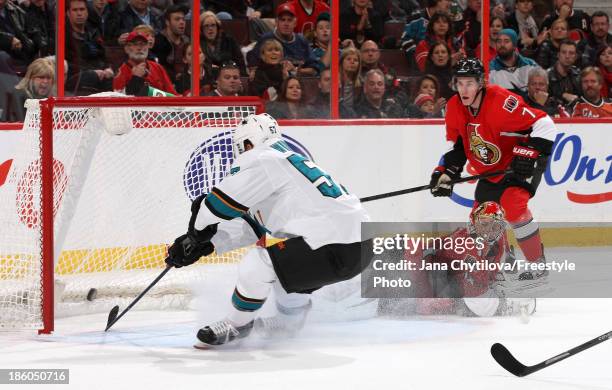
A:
<box><xmin>232</xmin><ymin>291</ymin><xmax>264</xmax><ymax>311</ymax></box>
<box><xmin>206</xmin><ymin>192</ymin><xmax>245</xmax><ymax>219</ymax></box>
<box><xmin>270</xmin><ymin>140</ymin><xmax>292</xmax><ymax>153</ymax></box>
<box><xmin>230</xmin><ymin>166</ymin><xmax>240</xmax><ymax>175</ymax></box>
<box><xmin>286</xmin><ymin>153</ymin><xmax>343</xmax><ymax>199</ymax></box>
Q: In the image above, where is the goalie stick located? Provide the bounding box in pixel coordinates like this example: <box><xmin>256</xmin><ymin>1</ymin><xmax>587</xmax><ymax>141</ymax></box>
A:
<box><xmin>359</xmin><ymin>170</ymin><xmax>510</xmax><ymax>203</ymax></box>
<box><xmin>491</xmin><ymin>331</ymin><xmax>612</xmax><ymax>377</ymax></box>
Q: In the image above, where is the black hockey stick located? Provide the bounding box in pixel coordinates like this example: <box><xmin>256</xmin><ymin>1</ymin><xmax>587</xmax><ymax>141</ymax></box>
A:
<box><xmin>359</xmin><ymin>170</ymin><xmax>510</xmax><ymax>203</ymax></box>
<box><xmin>105</xmin><ymin>264</ymin><xmax>172</xmax><ymax>331</ymax></box>
<box><xmin>491</xmin><ymin>331</ymin><xmax>612</xmax><ymax>377</ymax></box>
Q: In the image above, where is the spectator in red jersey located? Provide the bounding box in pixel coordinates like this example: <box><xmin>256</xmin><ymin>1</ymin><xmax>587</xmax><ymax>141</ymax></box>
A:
<box><xmin>174</xmin><ymin>44</ymin><xmax>215</xmax><ymax>96</ymax></box>
<box><xmin>286</xmin><ymin>0</ymin><xmax>329</xmax><ymax>40</ymax></box>
<box><xmin>595</xmin><ymin>45</ymin><xmax>612</xmax><ymax>98</ymax></box>
<box><xmin>113</xmin><ymin>31</ymin><xmax>178</xmax><ymax>96</ymax></box>
<box><xmin>540</xmin><ymin>0</ymin><xmax>590</xmax><ymax>40</ymax></box>
<box><xmin>547</xmin><ymin>39</ymin><xmax>581</xmax><ymax>107</ymax></box>
<box><xmin>200</xmin><ymin>11</ymin><xmax>247</xmax><ymax>77</ymax></box>
<box><xmin>424</xmin><ymin>41</ymin><xmax>454</xmax><ymax>99</ymax></box>
<box><xmin>570</xmin><ymin>67</ymin><xmax>612</xmax><ymax>118</ymax></box>
<box><xmin>536</xmin><ymin>18</ymin><xmax>570</xmax><ymax>69</ymax></box>
<box><xmin>133</xmin><ymin>24</ymin><xmax>159</xmax><ymax>62</ymax></box>
<box><xmin>360</xmin><ymin>40</ymin><xmax>388</xmax><ymax>79</ymax></box>
<box><xmin>339</xmin><ymin>0</ymin><xmax>384</xmax><ymax>47</ymax></box>
<box><xmin>206</xmin><ymin>61</ymin><xmax>243</xmax><ymax>97</ymax></box>
<box><xmin>249</xmin><ymin>39</ymin><xmax>288</xmax><ymax>99</ymax></box>
<box><xmin>266</xmin><ymin>76</ymin><xmax>316</xmax><ymax>119</ymax></box>
<box><xmin>415</xmin><ymin>12</ymin><xmax>464</xmax><ymax>72</ymax></box>
<box><xmin>475</xmin><ymin>16</ymin><xmax>504</xmax><ymax>62</ymax></box>
<box><xmin>152</xmin><ymin>4</ymin><xmax>190</xmax><ymax>82</ymax></box>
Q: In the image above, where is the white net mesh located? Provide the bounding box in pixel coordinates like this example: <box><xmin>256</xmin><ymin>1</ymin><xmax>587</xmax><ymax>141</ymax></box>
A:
<box><xmin>0</xmin><ymin>96</ymin><xmax>260</xmax><ymax>330</ymax></box>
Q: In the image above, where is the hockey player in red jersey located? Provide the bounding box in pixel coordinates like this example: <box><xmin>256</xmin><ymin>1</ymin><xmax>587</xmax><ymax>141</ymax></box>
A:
<box><xmin>429</xmin><ymin>57</ymin><xmax>556</xmax><ymax>285</ymax></box>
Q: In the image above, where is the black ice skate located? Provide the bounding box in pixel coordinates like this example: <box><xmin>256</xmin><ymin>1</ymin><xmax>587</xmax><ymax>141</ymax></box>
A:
<box><xmin>255</xmin><ymin>300</ymin><xmax>312</xmax><ymax>338</ymax></box>
<box><xmin>194</xmin><ymin>320</ymin><xmax>254</xmax><ymax>349</ymax></box>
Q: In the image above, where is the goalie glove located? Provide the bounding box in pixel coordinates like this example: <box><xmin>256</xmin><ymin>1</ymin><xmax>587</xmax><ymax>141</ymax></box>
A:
<box><xmin>510</xmin><ymin>144</ymin><xmax>540</xmax><ymax>178</ymax></box>
<box><xmin>430</xmin><ymin>166</ymin><xmax>460</xmax><ymax>197</ymax></box>
<box><xmin>166</xmin><ymin>224</ymin><xmax>217</xmax><ymax>268</ymax></box>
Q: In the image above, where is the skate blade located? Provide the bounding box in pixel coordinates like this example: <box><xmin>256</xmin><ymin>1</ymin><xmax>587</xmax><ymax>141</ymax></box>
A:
<box><xmin>193</xmin><ymin>341</ymin><xmax>213</xmax><ymax>350</ymax></box>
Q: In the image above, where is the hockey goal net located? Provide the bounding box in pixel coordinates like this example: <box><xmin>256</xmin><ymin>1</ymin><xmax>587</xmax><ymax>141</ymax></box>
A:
<box><xmin>0</xmin><ymin>95</ymin><xmax>264</xmax><ymax>333</ymax></box>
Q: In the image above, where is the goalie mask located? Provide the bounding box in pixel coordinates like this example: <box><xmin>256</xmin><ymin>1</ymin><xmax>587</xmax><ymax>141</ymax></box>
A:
<box><xmin>233</xmin><ymin>113</ymin><xmax>281</xmax><ymax>156</ymax></box>
<box><xmin>469</xmin><ymin>201</ymin><xmax>506</xmax><ymax>243</ymax></box>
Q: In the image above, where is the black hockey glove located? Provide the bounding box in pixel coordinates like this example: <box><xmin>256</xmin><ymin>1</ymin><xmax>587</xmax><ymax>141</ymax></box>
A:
<box><xmin>166</xmin><ymin>224</ymin><xmax>218</xmax><ymax>268</ymax></box>
<box><xmin>510</xmin><ymin>144</ymin><xmax>540</xmax><ymax>178</ymax></box>
<box><xmin>430</xmin><ymin>166</ymin><xmax>461</xmax><ymax>197</ymax></box>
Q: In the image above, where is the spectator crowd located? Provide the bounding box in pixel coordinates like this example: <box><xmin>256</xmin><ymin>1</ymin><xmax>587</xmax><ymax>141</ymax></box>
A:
<box><xmin>0</xmin><ymin>0</ymin><xmax>611</xmax><ymax>121</ymax></box>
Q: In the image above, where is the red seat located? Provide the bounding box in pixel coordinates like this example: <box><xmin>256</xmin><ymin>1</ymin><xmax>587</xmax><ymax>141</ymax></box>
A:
<box><xmin>383</xmin><ymin>22</ymin><xmax>405</xmax><ymax>43</ymax></box>
<box><xmin>221</xmin><ymin>18</ymin><xmax>251</xmax><ymax>46</ymax></box>
<box><xmin>379</xmin><ymin>49</ymin><xmax>411</xmax><ymax>76</ymax></box>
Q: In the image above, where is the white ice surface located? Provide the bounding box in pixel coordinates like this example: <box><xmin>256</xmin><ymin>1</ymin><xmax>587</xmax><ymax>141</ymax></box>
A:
<box><xmin>1</xmin><ymin>248</ymin><xmax>612</xmax><ymax>390</ymax></box>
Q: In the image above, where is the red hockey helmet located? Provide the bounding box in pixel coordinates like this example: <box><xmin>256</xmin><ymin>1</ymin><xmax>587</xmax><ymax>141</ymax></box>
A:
<box><xmin>469</xmin><ymin>201</ymin><xmax>506</xmax><ymax>242</ymax></box>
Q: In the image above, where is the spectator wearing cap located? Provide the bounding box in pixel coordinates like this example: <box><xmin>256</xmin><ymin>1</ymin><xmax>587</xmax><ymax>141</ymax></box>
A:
<box><xmin>286</xmin><ymin>0</ymin><xmax>329</xmax><ymax>39</ymax></box>
<box><xmin>117</xmin><ymin>0</ymin><xmax>163</xmax><ymax>46</ymax></box>
<box><xmin>87</xmin><ymin>0</ymin><xmax>120</xmax><ymax>44</ymax></box>
<box><xmin>152</xmin><ymin>4</ymin><xmax>189</xmax><ymax>82</ymax></box>
<box><xmin>547</xmin><ymin>39</ymin><xmax>581</xmax><ymax>106</ymax></box>
<box><xmin>360</xmin><ymin>40</ymin><xmax>388</xmax><ymax>79</ymax></box>
<box><xmin>113</xmin><ymin>31</ymin><xmax>178</xmax><ymax>96</ymax></box>
<box><xmin>133</xmin><ymin>24</ymin><xmax>158</xmax><ymax>62</ymax></box>
<box><xmin>65</xmin><ymin>0</ymin><xmax>114</xmax><ymax>94</ymax></box>
<box><xmin>569</xmin><ymin>67</ymin><xmax>612</xmax><ymax>117</ymax></box>
<box><xmin>311</xmin><ymin>11</ymin><xmax>332</xmax><ymax>71</ymax></box>
<box><xmin>339</xmin><ymin>0</ymin><xmax>384</xmax><ymax>47</ymax></box>
<box><xmin>540</xmin><ymin>0</ymin><xmax>590</xmax><ymax>40</ymax></box>
<box><xmin>0</xmin><ymin>0</ymin><xmax>38</xmax><ymax>67</ymax></box>
<box><xmin>206</xmin><ymin>62</ymin><xmax>243</xmax><ymax>97</ymax></box>
<box><xmin>536</xmin><ymin>18</ymin><xmax>570</xmax><ymax>69</ymax></box>
<box><xmin>25</xmin><ymin>0</ymin><xmax>57</xmax><ymax>56</ymax></box>
<box><xmin>352</xmin><ymin>69</ymin><xmax>403</xmax><ymax>118</ymax></box>
<box><xmin>489</xmin><ymin>28</ymin><xmax>541</xmax><ymax>94</ymax></box>
<box><xmin>200</xmin><ymin>11</ymin><xmax>247</xmax><ymax>77</ymax></box>
<box><xmin>580</xmin><ymin>11</ymin><xmax>612</xmax><ymax>67</ymax></box>
<box><xmin>247</xmin><ymin>3</ymin><xmax>318</xmax><ymax>76</ymax></box>
<box><xmin>413</xmin><ymin>93</ymin><xmax>436</xmax><ymax>117</ymax></box>
<box><xmin>405</xmin><ymin>74</ymin><xmax>445</xmax><ymax>118</ymax></box>
<box><xmin>523</xmin><ymin>67</ymin><xmax>566</xmax><ymax>117</ymax></box>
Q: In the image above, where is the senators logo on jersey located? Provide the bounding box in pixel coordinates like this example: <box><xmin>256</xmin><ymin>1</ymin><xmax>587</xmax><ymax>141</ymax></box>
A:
<box><xmin>467</xmin><ymin>124</ymin><xmax>501</xmax><ymax>165</ymax></box>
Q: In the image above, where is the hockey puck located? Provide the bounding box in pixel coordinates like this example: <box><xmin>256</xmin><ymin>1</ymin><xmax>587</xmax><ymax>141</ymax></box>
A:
<box><xmin>87</xmin><ymin>288</ymin><xmax>98</xmax><ymax>301</ymax></box>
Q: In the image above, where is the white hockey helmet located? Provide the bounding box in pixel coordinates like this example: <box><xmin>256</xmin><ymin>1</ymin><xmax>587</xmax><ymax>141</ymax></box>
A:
<box><xmin>233</xmin><ymin>113</ymin><xmax>281</xmax><ymax>156</ymax></box>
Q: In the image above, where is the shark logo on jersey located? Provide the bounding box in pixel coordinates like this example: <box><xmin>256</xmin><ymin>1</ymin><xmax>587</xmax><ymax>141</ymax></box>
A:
<box><xmin>183</xmin><ymin>131</ymin><xmax>314</xmax><ymax>200</ymax></box>
<box><xmin>467</xmin><ymin>124</ymin><xmax>501</xmax><ymax>165</ymax></box>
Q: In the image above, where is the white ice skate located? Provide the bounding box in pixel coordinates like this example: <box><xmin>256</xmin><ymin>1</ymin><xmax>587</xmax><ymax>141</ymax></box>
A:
<box><xmin>254</xmin><ymin>301</ymin><xmax>312</xmax><ymax>338</ymax></box>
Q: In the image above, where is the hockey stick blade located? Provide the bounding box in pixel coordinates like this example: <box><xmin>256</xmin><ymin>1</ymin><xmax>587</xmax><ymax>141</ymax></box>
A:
<box><xmin>491</xmin><ymin>343</ymin><xmax>531</xmax><ymax>377</ymax></box>
<box><xmin>492</xmin><ymin>331</ymin><xmax>612</xmax><ymax>377</ymax></box>
<box><xmin>104</xmin><ymin>265</ymin><xmax>172</xmax><ymax>331</ymax></box>
<box><xmin>105</xmin><ymin>306</ymin><xmax>120</xmax><ymax>331</ymax></box>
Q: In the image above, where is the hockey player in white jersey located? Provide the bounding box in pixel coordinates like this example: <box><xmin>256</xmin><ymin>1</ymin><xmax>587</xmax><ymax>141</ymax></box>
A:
<box><xmin>165</xmin><ymin>113</ymin><xmax>371</xmax><ymax>347</ymax></box>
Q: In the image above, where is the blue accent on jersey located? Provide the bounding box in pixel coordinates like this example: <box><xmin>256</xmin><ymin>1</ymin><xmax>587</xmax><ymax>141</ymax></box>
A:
<box><xmin>206</xmin><ymin>192</ymin><xmax>245</xmax><ymax>219</ymax></box>
<box><xmin>287</xmin><ymin>153</ymin><xmax>343</xmax><ymax>198</ymax></box>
